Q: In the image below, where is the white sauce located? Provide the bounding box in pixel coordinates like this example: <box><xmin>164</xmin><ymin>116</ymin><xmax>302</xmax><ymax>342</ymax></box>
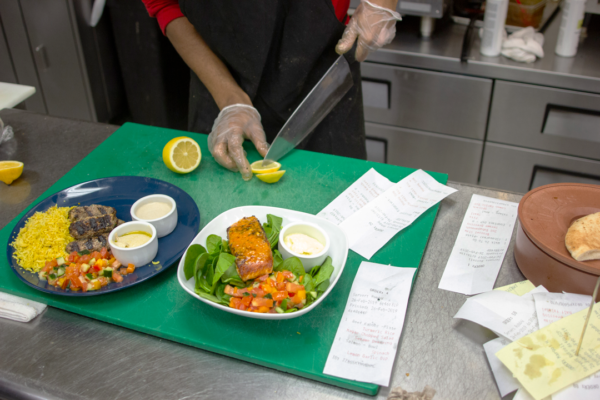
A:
<box><xmin>284</xmin><ymin>233</ymin><xmax>324</xmax><ymax>255</ymax></box>
<box><xmin>136</xmin><ymin>201</ymin><xmax>171</xmax><ymax>220</ymax></box>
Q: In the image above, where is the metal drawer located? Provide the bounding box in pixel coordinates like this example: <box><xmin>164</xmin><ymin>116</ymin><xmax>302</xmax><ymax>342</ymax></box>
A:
<box><xmin>366</xmin><ymin>122</ymin><xmax>483</xmax><ymax>184</ymax></box>
<box><xmin>488</xmin><ymin>81</ymin><xmax>600</xmax><ymax>161</ymax></box>
<box><xmin>479</xmin><ymin>143</ymin><xmax>600</xmax><ymax>193</ymax></box>
<box><xmin>361</xmin><ymin>63</ymin><xmax>492</xmax><ymax>140</ymax></box>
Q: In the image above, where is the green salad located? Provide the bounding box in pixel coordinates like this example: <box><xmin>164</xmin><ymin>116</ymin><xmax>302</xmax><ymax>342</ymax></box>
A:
<box><xmin>182</xmin><ymin>214</ymin><xmax>334</xmax><ymax>314</ymax></box>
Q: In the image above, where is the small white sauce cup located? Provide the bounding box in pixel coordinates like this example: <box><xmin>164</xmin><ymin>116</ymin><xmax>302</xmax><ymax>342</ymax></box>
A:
<box><xmin>130</xmin><ymin>194</ymin><xmax>177</xmax><ymax>238</ymax></box>
<box><xmin>109</xmin><ymin>221</ymin><xmax>158</xmax><ymax>267</ymax></box>
<box><xmin>278</xmin><ymin>222</ymin><xmax>330</xmax><ymax>271</ymax></box>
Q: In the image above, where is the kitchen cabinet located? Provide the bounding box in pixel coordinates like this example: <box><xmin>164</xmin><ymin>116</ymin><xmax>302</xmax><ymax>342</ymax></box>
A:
<box><xmin>362</xmin><ymin>10</ymin><xmax>600</xmax><ymax>191</ymax></box>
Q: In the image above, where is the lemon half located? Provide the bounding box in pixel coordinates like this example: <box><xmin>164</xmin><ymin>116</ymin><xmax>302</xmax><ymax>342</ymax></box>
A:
<box><xmin>250</xmin><ymin>160</ymin><xmax>281</xmax><ymax>174</ymax></box>
<box><xmin>163</xmin><ymin>137</ymin><xmax>201</xmax><ymax>174</ymax></box>
<box><xmin>256</xmin><ymin>170</ymin><xmax>286</xmax><ymax>183</ymax></box>
<box><xmin>0</xmin><ymin>161</ymin><xmax>24</xmax><ymax>185</ymax></box>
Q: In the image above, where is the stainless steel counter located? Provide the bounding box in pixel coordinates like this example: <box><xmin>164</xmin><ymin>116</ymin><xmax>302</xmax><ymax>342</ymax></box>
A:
<box><xmin>0</xmin><ymin>110</ymin><xmax>526</xmax><ymax>400</ymax></box>
<box><xmin>367</xmin><ymin>7</ymin><xmax>600</xmax><ymax>94</ymax></box>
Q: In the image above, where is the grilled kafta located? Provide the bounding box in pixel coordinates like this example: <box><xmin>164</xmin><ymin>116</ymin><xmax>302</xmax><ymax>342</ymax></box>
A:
<box><xmin>66</xmin><ymin>205</ymin><xmax>122</xmax><ymax>252</ymax></box>
<box><xmin>227</xmin><ymin>216</ymin><xmax>273</xmax><ymax>281</ymax></box>
<box><xmin>68</xmin><ymin>205</ymin><xmax>117</xmax><ymax>239</ymax></box>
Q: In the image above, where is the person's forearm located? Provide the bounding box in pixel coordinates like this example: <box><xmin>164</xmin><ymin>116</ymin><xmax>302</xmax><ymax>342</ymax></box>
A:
<box><xmin>165</xmin><ymin>17</ymin><xmax>251</xmax><ymax>110</ymax></box>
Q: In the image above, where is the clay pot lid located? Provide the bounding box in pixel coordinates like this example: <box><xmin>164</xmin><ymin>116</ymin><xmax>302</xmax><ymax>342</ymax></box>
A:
<box><xmin>519</xmin><ymin>183</ymin><xmax>600</xmax><ymax>275</ymax></box>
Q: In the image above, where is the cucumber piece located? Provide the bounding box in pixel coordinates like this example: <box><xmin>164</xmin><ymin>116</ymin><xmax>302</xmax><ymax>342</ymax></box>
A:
<box><xmin>56</xmin><ymin>257</ymin><xmax>66</xmax><ymax>266</ymax></box>
<box><xmin>80</xmin><ymin>263</ymin><xmax>90</xmax><ymax>273</ymax></box>
<box><xmin>57</xmin><ymin>268</ymin><xmax>65</xmax><ymax>277</ymax></box>
<box><xmin>49</xmin><ymin>273</ymin><xmax>57</xmax><ymax>280</ymax></box>
<box><xmin>38</xmin><ymin>271</ymin><xmax>47</xmax><ymax>281</ymax></box>
<box><xmin>275</xmin><ymin>307</ymin><xmax>284</xmax><ymax>314</ymax></box>
<box><xmin>86</xmin><ymin>273</ymin><xmax>93</xmax><ymax>280</ymax></box>
<box><xmin>89</xmin><ymin>258</ymin><xmax>96</xmax><ymax>266</ymax></box>
<box><xmin>104</xmin><ymin>270</ymin><xmax>113</xmax><ymax>279</ymax></box>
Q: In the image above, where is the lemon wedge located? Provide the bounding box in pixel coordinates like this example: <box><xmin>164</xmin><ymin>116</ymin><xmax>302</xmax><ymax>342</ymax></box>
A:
<box><xmin>256</xmin><ymin>170</ymin><xmax>286</xmax><ymax>183</ymax></box>
<box><xmin>163</xmin><ymin>137</ymin><xmax>201</xmax><ymax>174</ymax></box>
<box><xmin>0</xmin><ymin>161</ymin><xmax>24</xmax><ymax>185</ymax></box>
<box><xmin>250</xmin><ymin>160</ymin><xmax>281</xmax><ymax>174</ymax></box>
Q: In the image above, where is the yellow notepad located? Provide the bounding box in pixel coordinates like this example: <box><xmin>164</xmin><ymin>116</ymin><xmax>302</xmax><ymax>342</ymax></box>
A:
<box><xmin>495</xmin><ymin>280</ymin><xmax>536</xmax><ymax>297</ymax></box>
<box><xmin>496</xmin><ymin>306</ymin><xmax>600</xmax><ymax>400</ymax></box>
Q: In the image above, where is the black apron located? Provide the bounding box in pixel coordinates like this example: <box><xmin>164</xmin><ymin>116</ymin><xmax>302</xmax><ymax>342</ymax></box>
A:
<box><xmin>179</xmin><ymin>0</ymin><xmax>366</xmax><ymax>160</ymax></box>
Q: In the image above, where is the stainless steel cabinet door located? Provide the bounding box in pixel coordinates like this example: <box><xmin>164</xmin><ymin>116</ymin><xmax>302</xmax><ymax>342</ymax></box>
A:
<box><xmin>480</xmin><ymin>143</ymin><xmax>600</xmax><ymax>193</ymax></box>
<box><xmin>361</xmin><ymin>62</ymin><xmax>492</xmax><ymax>140</ymax></box>
<box><xmin>366</xmin><ymin>122</ymin><xmax>483</xmax><ymax>184</ymax></box>
<box><xmin>488</xmin><ymin>81</ymin><xmax>600</xmax><ymax>161</ymax></box>
<box><xmin>18</xmin><ymin>0</ymin><xmax>93</xmax><ymax>120</ymax></box>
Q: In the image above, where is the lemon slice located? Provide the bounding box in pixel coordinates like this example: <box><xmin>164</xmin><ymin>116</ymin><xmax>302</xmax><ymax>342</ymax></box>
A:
<box><xmin>0</xmin><ymin>161</ymin><xmax>24</xmax><ymax>185</ymax></box>
<box><xmin>163</xmin><ymin>137</ymin><xmax>201</xmax><ymax>174</ymax></box>
<box><xmin>256</xmin><ymin>170</ymin><xmax>286</xmax><ymax>183</ymax></box>
<box><xmin>250</xmin><ymin>160</ymin><xmax>281</xmax><ymax>174</ymax></box>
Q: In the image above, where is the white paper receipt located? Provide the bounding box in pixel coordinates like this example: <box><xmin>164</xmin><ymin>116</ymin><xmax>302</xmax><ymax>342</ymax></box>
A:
<box><xmin>438</xmin><ymin>194</ymin><xmax>518</xmax><ymax>295</ymax></box>
<box><xmin>317</xmin><ymin>168</ymin><xmax>394</xmax><ymax>225</ymax></box>
<box><xmin>323</xmin><ymin>262</ymin><xmax>416</xmax><ymax>386</ymax></box>
<box><xmin>339</xmin><ymin>169</ymin><xmax>456</xmax><ymax>260</ymax></box>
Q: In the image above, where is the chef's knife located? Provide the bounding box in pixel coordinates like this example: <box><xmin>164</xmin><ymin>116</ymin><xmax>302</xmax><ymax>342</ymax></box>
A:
<box><xmin>262</xmin><ymin>55</ymin><xmax>353</xmax><ymax>166</ymax></box>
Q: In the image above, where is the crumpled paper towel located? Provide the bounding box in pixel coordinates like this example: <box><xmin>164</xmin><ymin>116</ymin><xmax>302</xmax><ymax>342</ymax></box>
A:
<box><xmin>501</xmin><ymin>27</ymin><xmax>544</xmax><ymax>63</ymax></box>
<box><xmin>388</xmin><ymin>385</ymin><xmax>436</xmax><ymax>400</ymax></box>
<box><xmin>0</xmin><ymin>292</ymin><xmax>46</xmax><ymax>322</ymax></box>
<box><xmin>0</xmin><ymin>117</ymin><xmax>14</xmax><ymax>146</ymax></box>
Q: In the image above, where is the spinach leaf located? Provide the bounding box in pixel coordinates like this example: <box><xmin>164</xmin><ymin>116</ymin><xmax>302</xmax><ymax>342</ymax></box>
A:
<box><xmin>309</xmin><ymin>264</ymin><xmax>321</xmax><ymax>278</ymax></box>
<box><xmin>197</xmin><ymin>256</ymin><xmax>217</xmax><ymax>294</ymax></box>
<box><xmin>316</xmin><ymin>279</ymin><xmax>330</xmax><ymax>296</ymax></box>
<box><xmin>193</xmin><ymin>253</ymin><xmax>209</xmax><ymax>292</ymax></box>
<box><xmin>221</xmin><ymin>264</ymin><xmax>245</xmax><ymax>287</ymax></box>
<box><xmin>194</xmin><ymin>289</ymin><xmax>219</xmax><ymax>303</ymax></box>
<box><xmin>272</xmin><ymin>249</ymin><xmax>283</xmax><ymax>270</ymax></box>
<box><xmin>184</xmin><ymin>244</ymin><xmax>207</xmax><ymax>280</ymax></box>
<box><xmin>215</xmin><ymin>283</ymin><xmax>232</xmax><ymax>306</ymax></box>
<box><xmin>263</xmin><ymin>214</ymin><xmax>283</xmax><ymax>248</ymax></box>
<box><xmin>221</xmin><ymin>239</ymin><xmax>230</xmax><ymax>254</ymax></box>
<box><xmin>279</xmin><ymin>257</ymin><xmax>305</xmax><ymax>278</ymax></box>
<box><xmin>314</xmin><ymin>257</ymin><xmax>334</xmax><ymax>286</ymax></box>
<box><xmin>213</xmin><ymin>253</ymin><xmax>236</xmax><ymax>286</ymax></box>
<box><xmin>302</xmin><ymin>274</ymin><xmax>315</xmax><ymax>292</ymax></box>
<box><xmin>206</xmin><ymin>234</ymin><xmax>222</xmax><ymax>255</ymax></box>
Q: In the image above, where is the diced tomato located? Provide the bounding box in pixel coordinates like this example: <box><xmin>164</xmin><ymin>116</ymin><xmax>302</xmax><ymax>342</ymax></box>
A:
<box><xmin>251</xmin><ymin>287</ymin><xmax>266</xmax><ymax>298</ymax></box>
<box><xmin>286</xmin><ymin>282</ymin><xmax>305</xmax><ymax>293</ymax></box>
<box><xmin>90</xmin><ymin>251</ymin><xmax>102</xmax><ymax>260</ymax></box>
<box><xmin>256</xmin><ymin>274</ymin><xmax>269</xmax><ymax>282</ymax></box>
<box><xmin>224</xmin><ymin>285</ymin><xmax>236</xmax><ymax>296</ymax></box>
<box><xmin>230</xmin><ymin>297</ymin><xmax>242</xmax><ymax>309</ymax></box>
<box><xmin>272</xmin><ymin>291</ymin><xmax>288</xmax><ymax>301</ymax></box>
<box><xmin>98</xmin><ymin>276</ymin><xmax>109</xmax><ymax>287</ymax></box>
<box><xmin>252</xmin><ymin>298</ymin><xmax>273</xmax><ymax>308</ymax></box>
<box><xmin>92</xmin><ymin>264</ymin><xmax>101</xmax><ymax>272</ymax></box>
<box><xmin>111</xmin><ymin>260</ymin><xmax>122</xmax><ymax>269</ymax></box>
<box><xmin>241</xmin><ymin>295</ymin><xmax>253</xmax><ymax>307</ymax></box>
<box><xmin>79</xmin><ymin>254</ymin><xmax>92</xmax><ymax>264</ymax></box>
<box><xmin>60</xmin><ymin>278</ymin><xmax>69</xmax><ymax>289</ymax></box>
<box><xmin>282</xmin><ymin>271</ymin><xmax>294</xmax><ymax>280</ymax></box>
<box><xmin>112</xmin><ymin>270</ymin><xmax>123</xmax><ymax>283</ymax></box>
<box><xmin>276</xmin><ymin>272</ymin><xmax>284</xmax><ymax>283</ymax></box>
<box><xmin>275</xmin><ymin>281</ymin><xmax>286</xmax><ymax>291</ymax></box>
<box><xmin>45</xmin><ymin>259</ymin><xmax>58</xmax><ymax>269</ymax></box>
<box><xmin>100</xmin><ymin>247</ymin><xmax>108</xmax><ymax>259</ymax></box>
<box><xmin>68</xmin><ymin>251</ymin><xmax>79</xmax><ymax>263</ymax></box>
<box><xmin>79</xmin><ymin>276</ymin><xmax>88</xmax><ymax>292</ymax></box>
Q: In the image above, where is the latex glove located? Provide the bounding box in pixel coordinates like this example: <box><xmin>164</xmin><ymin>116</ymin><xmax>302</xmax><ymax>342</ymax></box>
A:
<box><xmin>336</xmin><ymin>0</ymin><xmax>402</xmax><ymax>62</ymax></box>
<box><xmin>208</xmin><ymin>104</ymin><xmax>269</xmax><ymax>181</ymax></box>
<box><xmin>501</xmin><ymin>27</ymin><xmax>544</xmax><ymax>63</ymax></box>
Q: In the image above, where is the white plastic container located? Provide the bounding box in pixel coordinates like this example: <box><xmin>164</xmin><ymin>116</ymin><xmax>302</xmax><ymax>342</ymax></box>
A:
<box><xmin>555</xmin><ymin>0</ymin><xmax>587</xmax><ymax>57</ymax></box>
<box><xmin>480</xmin><ymin>0</ymin><xmax>510</xmax><ymax>56</ymax></box>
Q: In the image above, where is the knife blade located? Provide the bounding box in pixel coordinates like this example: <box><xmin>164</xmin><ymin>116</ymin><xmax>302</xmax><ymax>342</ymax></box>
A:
<box><xmin>262</xmin><ymin>55</ymin><xmax>353</xmax><ymax>166</ymax></box>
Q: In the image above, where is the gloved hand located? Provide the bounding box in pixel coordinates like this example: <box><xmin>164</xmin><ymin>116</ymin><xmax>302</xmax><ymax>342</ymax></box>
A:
<box><xmin>208</xmin><ymin>104</ymin><xmax>269</xmax><ymax>181</ymax></box>
<box><xmin>336</xmin><ymin>0</ymin><xmax>402</xmax><ymax>62</ymax></box>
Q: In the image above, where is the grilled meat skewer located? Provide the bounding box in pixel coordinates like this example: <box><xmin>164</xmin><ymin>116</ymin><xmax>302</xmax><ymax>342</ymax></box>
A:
<box><xmin>68</xmin><ymin>205</ymin><xmax>116</xmax><ymax>222</ymax></box>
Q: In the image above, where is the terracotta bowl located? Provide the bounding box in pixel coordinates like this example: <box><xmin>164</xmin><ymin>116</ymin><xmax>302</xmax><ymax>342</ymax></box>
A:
<box><xmin>514</xmin><ymin>183</ymin><xmax>600</xmax><ymax>298</ymax></box>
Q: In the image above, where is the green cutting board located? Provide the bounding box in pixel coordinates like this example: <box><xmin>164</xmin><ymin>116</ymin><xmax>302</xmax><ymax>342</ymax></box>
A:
<box><xmin>0</xmin><ymin>123</ymin><xmax>447</xmax><ymax>395</ymax></box>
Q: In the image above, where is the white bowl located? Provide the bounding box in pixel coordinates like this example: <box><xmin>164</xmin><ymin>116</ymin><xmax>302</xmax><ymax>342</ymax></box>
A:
<box><xmin>108</xmin><ymin>221</ymin><xmax>158</xmax><ymax>267</ymax></box>
<box><xmin>177</xmin><ymin>206</ymin><xmax>348</xmax><ymax>320</ymax></box>
<box><xmin>130</xmin><ymin>194</ymin><xmax>177</xmax><ymax>238</ymax></box>
<box><xmin>278</xmin><ymin>222</ymin><xmax>330</xmax><ymax>271</ymax></box>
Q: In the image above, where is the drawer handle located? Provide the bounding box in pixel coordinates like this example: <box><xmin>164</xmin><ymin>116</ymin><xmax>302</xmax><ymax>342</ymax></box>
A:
<box><xmin>34</xmin><ymin>44</ymin><xmax>50</xmax><ymax>71</ymax></box>
<box><xmin>531</xmin><ymin>166</ymin><xmax>600</xmax><ymax>190</ymax></box>
<box><xmin>542</xmin><ymin>104</ymin><xmax>600</xmax><ymax>143</ymax></box>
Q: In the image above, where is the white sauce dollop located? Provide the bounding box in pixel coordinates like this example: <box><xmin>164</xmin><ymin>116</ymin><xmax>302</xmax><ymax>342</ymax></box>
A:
<box><xmin>284</xmin><ymin>233</ymin><xmax>324</xmax><ymax>255</ymax></box>
<box><xmin>136</xmin><ymin>202</ymin><xmax>171</xmax><ymax>220</ymax></box>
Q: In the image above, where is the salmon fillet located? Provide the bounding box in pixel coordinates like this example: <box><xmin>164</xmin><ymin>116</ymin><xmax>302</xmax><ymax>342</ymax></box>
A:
<box><xmin>227</xmin><ymin>216</ymin><xmax>273</xmax><ymax>281</ymax></box>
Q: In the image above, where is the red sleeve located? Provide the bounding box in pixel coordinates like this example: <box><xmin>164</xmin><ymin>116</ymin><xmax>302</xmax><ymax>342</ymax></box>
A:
<box><xmin>331</xmin><ymin>0</ymin><xmax>351</xmax><ymax>23</ymax></box>
<box><xmin>141</xmin><ymin>0</ymin><xmax>184</xmax><ymax>35</ymax></box>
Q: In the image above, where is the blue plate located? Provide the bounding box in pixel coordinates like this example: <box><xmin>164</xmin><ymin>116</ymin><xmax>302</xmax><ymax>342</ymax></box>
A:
<box><xmin>6</xmin><ymin>176</ymin><xmax>200</xmax><ymax>296</ymax></box>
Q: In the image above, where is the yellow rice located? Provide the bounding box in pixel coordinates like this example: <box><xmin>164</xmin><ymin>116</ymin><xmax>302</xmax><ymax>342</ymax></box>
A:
<box><xmin>10</xmin><ymin>205</ymin><xmax>75</xmax><ymax>272</ymax></box>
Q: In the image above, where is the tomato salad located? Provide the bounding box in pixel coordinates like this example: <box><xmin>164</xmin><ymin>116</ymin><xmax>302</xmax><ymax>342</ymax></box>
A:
<box><xmin>38</xmin><ymin>247</ymin><xmax>135</xmax><ymax>292</ymax></box>
<box><xmin>226</xmin><ymin>270</ymin><xmax>308</xmax><ymax>313</ymax></box>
